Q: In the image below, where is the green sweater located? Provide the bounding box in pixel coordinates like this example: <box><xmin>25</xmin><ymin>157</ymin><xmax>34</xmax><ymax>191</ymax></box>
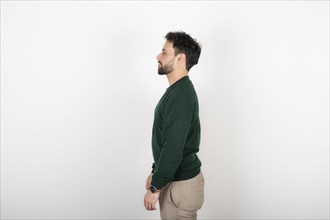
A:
<box><xmin>151</xmin><ymin>76</ymin><xmax>202</xmax><ymax>189</ymax></box>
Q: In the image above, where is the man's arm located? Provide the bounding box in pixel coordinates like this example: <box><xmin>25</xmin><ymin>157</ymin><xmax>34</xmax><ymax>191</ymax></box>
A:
<box><xmin>145</xmin><ymin>173</ymin><xmax>152</xmax><ymax>190</ymax></box>
<box><xmin>151</xmin><ymin>91</ymin><xmax>194</xmax><ymax>189</ymax></box>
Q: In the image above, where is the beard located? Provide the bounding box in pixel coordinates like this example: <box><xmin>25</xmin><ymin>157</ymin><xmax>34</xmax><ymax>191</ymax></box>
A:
<box><xmin>158</xmin><ymin>59</ymin><xmax>174</xmax><ymax>75</ymax></box>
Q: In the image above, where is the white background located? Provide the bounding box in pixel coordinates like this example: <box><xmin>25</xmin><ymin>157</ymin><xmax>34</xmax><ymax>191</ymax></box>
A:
<box><xmin>1</xmin><ymin>1</ymin><xmax>329</xmax><ymax>219</ymax></box>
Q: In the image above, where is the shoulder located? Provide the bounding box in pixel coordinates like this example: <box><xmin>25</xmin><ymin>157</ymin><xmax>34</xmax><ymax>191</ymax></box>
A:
<box><xmin>167</xmin><ymin>82</ymin><xmax>197</xmax><ymax>106</ymax></box>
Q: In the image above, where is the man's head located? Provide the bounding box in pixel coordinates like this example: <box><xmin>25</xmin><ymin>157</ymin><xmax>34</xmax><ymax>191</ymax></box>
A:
<box><xmin>157</xmin><ymin>31</ymin><xmax>201</xmax><ymax>75</ymax></box>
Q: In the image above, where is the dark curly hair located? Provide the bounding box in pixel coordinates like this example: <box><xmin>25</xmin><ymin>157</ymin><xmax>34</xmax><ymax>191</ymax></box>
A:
<box><xmin>165</xmin><ymin>31</ymin><xmax>201</xmax><ymax>71</ymax></box>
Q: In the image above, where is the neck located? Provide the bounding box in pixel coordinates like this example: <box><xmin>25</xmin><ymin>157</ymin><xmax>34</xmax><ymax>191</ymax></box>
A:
<box><xmin>166</xmin><ymin>70</ymin><xmax>188</xmax><ymax>86</ymax></box>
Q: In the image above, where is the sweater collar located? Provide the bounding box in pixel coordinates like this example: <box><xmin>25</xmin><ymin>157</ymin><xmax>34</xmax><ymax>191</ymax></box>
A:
<box><xmin>167</xmin><ymin>76</ymin><xmax>190</xmax><ymax>90</ymax></box>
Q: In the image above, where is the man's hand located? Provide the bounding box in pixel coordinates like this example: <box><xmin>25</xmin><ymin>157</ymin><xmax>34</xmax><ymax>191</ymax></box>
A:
<box><xmin>144</xmin><ymin>190</ymin><xmax>160</xmax><ymax>211</ymax></box>
<box><xmin>145</xmin><ymin>173</ymin><xmax>153</xmax><ymax>190</ymax></box>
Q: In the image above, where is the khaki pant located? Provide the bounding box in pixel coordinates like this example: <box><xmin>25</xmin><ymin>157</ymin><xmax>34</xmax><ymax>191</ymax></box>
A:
<box><xmin>159</xmin><ymin>171</ymin><xmax>205</xmax><ymax>220</ymax></box>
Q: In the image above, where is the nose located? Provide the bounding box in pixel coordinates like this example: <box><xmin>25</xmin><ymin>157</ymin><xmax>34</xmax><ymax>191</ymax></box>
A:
<box><xmin>156</xmin><ymin>53</ymin><xmax>162</xmax><ymax>61</ymax></box>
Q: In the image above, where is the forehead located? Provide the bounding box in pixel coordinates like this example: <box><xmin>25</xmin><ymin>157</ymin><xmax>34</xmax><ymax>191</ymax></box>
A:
<box><xmin>162</xmin><ymin>40</ymin><xmax>174</xmax><ymax>53</ymax></box>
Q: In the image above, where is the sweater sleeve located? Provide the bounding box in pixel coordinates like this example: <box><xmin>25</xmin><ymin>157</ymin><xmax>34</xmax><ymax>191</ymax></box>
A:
<box><xmin>151</xmin><ymin>163</ymin><xmax>156</xmax><ymax>173</ymax></box>
<box><xmin>151</xmin><ymin>90</ymin><xmax>194</xmax><ymax>189</ymax></box>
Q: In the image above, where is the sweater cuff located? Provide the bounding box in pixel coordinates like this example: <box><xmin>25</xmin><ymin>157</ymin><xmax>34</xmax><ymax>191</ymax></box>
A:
<box><xmin>151</xmin><ymin>174</ymin><xmax>168</xmax><ymax>189</ymax></box>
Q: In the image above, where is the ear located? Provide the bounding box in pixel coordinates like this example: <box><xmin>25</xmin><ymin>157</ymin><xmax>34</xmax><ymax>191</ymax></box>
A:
<box><xmin>177</xmin><ymin>53</ymin><xmax>186</xmax><ymax>64</ymax></box>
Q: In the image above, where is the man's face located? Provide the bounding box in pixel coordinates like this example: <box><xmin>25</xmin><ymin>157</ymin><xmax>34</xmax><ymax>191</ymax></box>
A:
<box><xmin>156</xmin><ymin>41</ymin><xmax>176</xmax><ymax>75</ymax></box>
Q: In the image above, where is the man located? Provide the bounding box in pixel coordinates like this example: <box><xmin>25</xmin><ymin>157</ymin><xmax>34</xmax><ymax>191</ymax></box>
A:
<box><xmin>144</xmin><ymin>31</ymin><xmax>204</xmax><ymax>219</ymax></box>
